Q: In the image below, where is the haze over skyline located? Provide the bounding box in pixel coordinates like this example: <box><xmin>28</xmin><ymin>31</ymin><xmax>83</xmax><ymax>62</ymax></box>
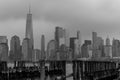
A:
<box><xmin>0</xmin><ymin>0</ymin><xmax>120</xmax><ymax>49</ymax></box>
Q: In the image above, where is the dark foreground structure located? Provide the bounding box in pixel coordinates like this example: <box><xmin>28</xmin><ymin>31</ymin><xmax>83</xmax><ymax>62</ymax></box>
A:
<box><xmin>0</xmin><ymin>60</ymin><xmax>119</xmax><ymax>80</ymax></box>
<box><xmin>45</xmin><ymin>60</ymin><xmax>119</xmax><ymax>80</ymax></box>
<box><xmin>72</xmin><ymin>60</ymin><xmax>119</xmax><ymax>80</ymax></box>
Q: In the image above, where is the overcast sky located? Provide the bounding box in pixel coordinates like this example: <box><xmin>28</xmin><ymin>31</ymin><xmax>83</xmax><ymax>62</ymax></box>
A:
<box><xmin>0</xmin><ymin>0</ymin><xmax>120</xmax><ymax>49</ymax></box>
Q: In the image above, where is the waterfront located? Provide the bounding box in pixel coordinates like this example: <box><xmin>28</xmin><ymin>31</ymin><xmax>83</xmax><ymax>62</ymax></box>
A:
<box><xmin>0</xmin><ymin>60</ymin><xmax>119</xmax><ymax>80</ymax></box>
<box><xmin>0</xmin><ymin>63</ymin><xmax>73</xmax><ymax>80</ymax></box>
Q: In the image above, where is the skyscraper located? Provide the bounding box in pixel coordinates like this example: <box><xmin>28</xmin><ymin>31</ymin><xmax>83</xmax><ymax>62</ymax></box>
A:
<box><xmin>92</xmin><ymin>32</ymin><xmax>104</xmax><ymax>58</ymax></box>
<box><xmin>41</xmin><ymin>35</ymin><xmax>45</xmax><ymax>60</ymax></box>
<box><xmin>81</xmin><ymin>40</ymin><xmax>92</xmax><ymax>58</ymax></box>
<box><xmin>47</xmin><ymin>40</ymin><xmax>56</xmax><ymax>60</ymax></box>
<box><xmin>77</xmin><ymin>31</ymin><xmax>82</xmax><ymax>57</ymax></box>
<box><xmin>22</xmin><ymin>38</ymin><xmax>32</xmax><ymax>61</ymax></box>
<box><xmin>106</xmin><ymin>36</ymin><xmax>110</xmax><ymax>45</ymax></box>
<box><xmin>9</xmin><ymin>35</ymin><xmax>21</xmax><ymax>61</ymax></box>
<box><xmin>64</xmin><ymin>29</ymin><xmax>69</xmax><ymax>47</ymax></box>
<box><xmin>55</xmin><ymin>26</ymin><xmax>65</xmax><ymax>49</ymax></box>
<box><xmin>0</xmin><ymin>36</ymin><xmax>8</xmax><ymax>61</ymax></box>
<box><xmin>112</xmin><ymin>39</ymin><xmax>120</xmax><ymax>57</ymax></box>
<box><xmin>70</xmin><ymin>37</ymin><xmax>77</xmax><ymax>59</ymax></box>
<box><xmin>0</xmin><ymin>43</ymin><xmax>8</xmax><ymax>61</ymax></box>
<box><xmin>24</xmin><ymin>7</ymin><xmax>34</xmax><ymax>61</ymax></box>
<box><xmin>25</xmin><ymin>7</ymin><xmax>34</xmax><ymax>50</ymax></box>
<box><xmin>0</xmin><ymin>36</ymin><xmax>8</xmax><ymax>44</ymax></box>
<box><xmin>104</xmin><ymin>37</ymin><xmax>112</xmax><ymax>58</ymax></box>
<box><xmin>92</xmin><ymin>32</ymin><xmax>97</xmax><ymax>55</ymax></box>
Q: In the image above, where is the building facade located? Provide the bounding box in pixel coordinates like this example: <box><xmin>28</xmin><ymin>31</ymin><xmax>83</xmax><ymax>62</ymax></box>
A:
<box><xmin>25</xmin><ymin>8</ymin><xmax>34</xmax><ymax>61</ymax></box>
<box><xmin>77</xmin><ymin>31</ymin><xmax>82</xmax><ymax>57</ymax></box>
<box><xmin>22</xmin><ymin>38</ymin><xmax>32</xmax><ymax>61</ymax></box>
<box><xmin>9</xmin><ymin>35</ymin><xmax>21</xmax><ymax>61</ymax></box>
<box><xmin>92</xmin><ymin>32</ymin><xmax>104</xmax><ymax>58</ymax></box>
<box><xmin>70</xmin><ymin>37</ymin><xmax>77</xmax><ymax>59</ymax></box>
<box><xmin>0</xmin><ymin>36</ymin><xmax>8</xmax><ymax>61</ymax></box>
<box><xmin>81</xmin><ymin>40</ymin><xmax>92</xmax><ymax>58</ymax></box>
<box><xmin>41</xmin><ymin>35</ymin><xmax>45</xmax><ymax>60</ymax></box>
<box><xmin>104</xmin><ymin>37</ymin><xmax>112</xmax><ymax>58</ymax></box>
<box><xmin>112</xmin><ymin>39</ymin><xmax>120</xmax><ymax>57</ymax></box>
<box><xmin>55</xmin><ymin>27</ymin><xmax>66</xmax><ymax>49</ymax></box>
<box><xmin>47</xmin><ymin>40</ymin><xmax>56</xmax><ymax>60</ymax></box>
<box><xmin>0</xmin><ymin>43</ymin><xmax>8</xmax><ymax>61</ymax></box>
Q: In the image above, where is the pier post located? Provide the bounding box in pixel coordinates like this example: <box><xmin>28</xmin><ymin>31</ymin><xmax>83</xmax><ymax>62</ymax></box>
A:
<box><xmin>73</xmin><ymin>61</ymin><xmax>81</xmax><ymax>80</ymax></box>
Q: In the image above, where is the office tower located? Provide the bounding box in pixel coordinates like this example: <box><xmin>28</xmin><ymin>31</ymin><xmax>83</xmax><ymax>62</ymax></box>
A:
<box><xmin>59</xmin><ymin>44</ymin><xmax>67</xmax><ymax>60</ymax></box>
<box><xmin>0</xmin><ymin>43</ymin><xmax>8</xmax><ymax>61</ymax></box>
<box><xmin>54</xmin><ymin>27</ymin><xmax>70</xmax><ymax>60</ymax></box>
<box><xmin>70</xmin><ymin>37</ymin><xmax>77</xmax><ymax>59</ymax></box>
<box><xmin>41</xmin><ymin>35</ymin><xmax>45</xmax><ymax>60</ymax></box>
<box><xmin>92</xmin><ymin>32</ymin><xmax>104</xmax><ymax>58</ymax></box>
<box><xmin>25</xmin><ymin>7</ymin><xmax>34</xmax><ymax>61</ymax></box>
<box><xmin>55</xmin><ymin>26</ymin><xmax>65</xmax><ymax>49</ymax></box>
<box><xmin>81</xmin><ymin>40</ymin><xmax>92</xmax><ymax>58</ymax></box>
<box><xmin>26</xmin><ymin>7</ymin><xmax>34</xmax><ymax>48</ymax></box>
<box><xmin>92</xmin><ymin>32</ymin><xmax>98</xmax><ymax>47</ymax></box>
<box><xmin>64</xmin><ymin>29</ymin><xmax>69</xmax><ymax>47</ymax></box>
<box><xmin>77</xmin><ymin>31</ymin><xmax>81</xmax><ymax>55</ymax></box>
<box><xmin>0</xmin><ymin>36</ymin><xmax>8</xmax><ymax>61</ymax></box>
<box><xmin>22</xmin><ymin>38</ymin><xmax>32</xmax><ymax>61</ymax></box>
<box><xmin>97</xmin><ymin>37</ymin><xmax>104</xmax><ymax>57</ymax></box>
<box><xmin>112</xmin><ymin>39</ymin><xmax>120</xmax><ymax>57</ymax></box>
<box><xmin>92</xmin><ymin>32</ymin><xmax>97</xmax><ymax>58</ymax></box>
<box><xmin>0</xmin><ymin>36</ymin><xmax>8</xmax><ymax>44</ymax></box>
<box><xmin>104</xmin><ymin>37</ymin><xmax>112</xmax><ymax>58</ymax></box>
<box><xmin>106</xmin><ymin>36</ymin><xmax>110</xmax><ymax>45</ymax></box>
<box><xmin>74</xmin><ymin>39</ymin><xmax>79</xmax><ymax>57</ymax></box>
<box><xmin>33</xmin><ymin>49</ymin><xmax>40</xmax><ymax>62</ymax></box>
<box><xmin>9</xmin><ymin>35</ymin><xmax>21</xmax><ymax>61</ymax></box>
<box><xmin>47</xmin><ymin>40</ymin><xmax>56</xmax><ymax>60</ymax></box>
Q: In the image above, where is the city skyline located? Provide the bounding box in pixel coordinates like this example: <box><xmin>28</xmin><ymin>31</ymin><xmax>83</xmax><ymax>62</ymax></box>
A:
<box><xmin>0</xmin><ymin>1</ymin><xmax>119</xmax><ymax>80</ymax></box>
<box><xmin>1</xmin><ymin>0</ymin><xmax>120</xmax><ymax>49</ymax></box>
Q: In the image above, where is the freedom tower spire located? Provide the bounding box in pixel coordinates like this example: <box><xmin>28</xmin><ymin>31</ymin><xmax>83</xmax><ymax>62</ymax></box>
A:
<box><xmin>25</xmin><ymin>6</ymin><xmax>34</xmax><ymax>49</ymax></box>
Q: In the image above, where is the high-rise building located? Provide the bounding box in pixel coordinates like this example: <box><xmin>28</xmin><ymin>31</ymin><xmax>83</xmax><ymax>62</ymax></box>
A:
<box><xmin>70</xmin><ymin>37</ymin><xmax>77</xmax><ymax>59</ymax></box>
<box><xmin>24</xmin><ymin>7</ymin><xmax>34</xmax><ymax>61</ymax></box>
<box><xmin>64</xmin><ymin>29</ymin><xmax>69</xmax><ymax>47</ymax></box>
<box><xmin>104</xmin><ymin>37</ymin><xmax>112</xmax><ymax>58</ymax></box>
<box><xmin>47</xmin><ymin>40</ymin><xmax>56</xmax><ymax>60</ymax></box>
<box><xmin>77</xmin><ymin>31</ymin><xmax>81</xmax><ymax>54</ymax></box>
<box><xmin>92</xmin><ymin>32</ymin><xmax>104</xmax><ymax>58</ymax></box>
<box><xmin>55</xmin><ymin>26</ymin><xmax>65</xmax><ymax>49</ymax></box>
<box><xmin>41</xmin><ymin>35</ymin><xmax>45</xmax><ymax>60</ymax></box>
<box><xmin>74</xmin><ymin>39</ymin><xmax>79</xmax><ymax>57</ymax></box>
<box><xmin>55</xmin><ymin>27</ymin><xmax>69</xmax><ymax>60</ymax></box>
<box><xmin>112</xmin><ymin>39</ymin><xmax>120</xmax><ymax>57</ymax></box>
<box><xmin>97</xmin><ymin>37</ymin><xmax>105</xmax><ymax>57</ymax></box>
<box><xmin>0</xmin><ymin>36</ymin><xmax>8</xmax><ymax>61</ymax></box>
<box><xmin>0</xmin><ymin>36</ymin><xmax>8</xmax><ymax>44</ymax></box>
<box><xmin>26</xmin><ymin>7</ymin><xmax>34</xmax><ymax>48</ymax></box>
<box><xmin>0</xmin><ymin>43</ymin><xmax>8</xmax><ymax>61</ymax></box>
<box><xmin>81</xmin><ymin>40</ymin><xmax>92</xmax><ymax>58</ymax></box>
<box><xmin>59</xmin><ymin>44</ymin><xmax>67</xmax><ymax>60</ymax></box>
<box><xmin>92</xmin><ymin>32</ymin><xmax>97</xmax><ymax>48</ymax></box>
<box><xmin>22</xmin><ymin>38</ymin><xmax>32</xmax><ymax>61</ymax></box>
<box><xmin>9</xmin><ymin>35</ymin><xmax>21</xmax><ymax>61</ymax></box>
<box><xmin>106</xmin><ymin>36</ymin><xmax>110</xmax><ymax>45</ymax></box>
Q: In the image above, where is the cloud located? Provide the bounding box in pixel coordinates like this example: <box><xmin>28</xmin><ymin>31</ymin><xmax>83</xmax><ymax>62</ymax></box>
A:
<box><xmin>0</xmin><ymin>0</ymin><xmax>120</xmax><ymax>48</ymax></box>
